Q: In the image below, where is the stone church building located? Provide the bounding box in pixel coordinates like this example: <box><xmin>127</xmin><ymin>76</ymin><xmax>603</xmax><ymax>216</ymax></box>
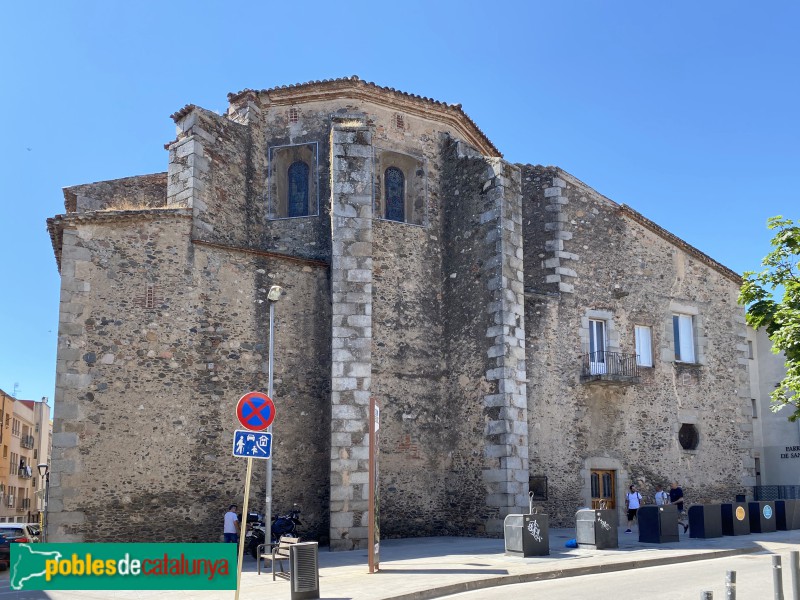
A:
<box><xmin>47</xmin><ymin>77</ymin><xmax>754</xmax><ymax>547</ymax></box>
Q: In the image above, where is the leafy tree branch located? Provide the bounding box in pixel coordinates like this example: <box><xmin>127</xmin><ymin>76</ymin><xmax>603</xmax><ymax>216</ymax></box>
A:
<box><xmin>739</xmin><ymin>216</ymin><xmax>800</xmax><ymax>420</ymax></box>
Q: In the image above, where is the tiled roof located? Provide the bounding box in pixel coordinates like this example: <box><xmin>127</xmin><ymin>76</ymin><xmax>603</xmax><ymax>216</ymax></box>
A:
<box><xmin>227</xmin><ymin>76</ymin><xmax>501</xmax><ymax>157</ymax></box>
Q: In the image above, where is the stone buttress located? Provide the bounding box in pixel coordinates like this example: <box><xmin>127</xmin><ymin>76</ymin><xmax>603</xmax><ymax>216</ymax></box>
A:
<box><xmin>328</xmin><ymin>115</ymin><xmax>374</xmax><ymax>550</ymax></box>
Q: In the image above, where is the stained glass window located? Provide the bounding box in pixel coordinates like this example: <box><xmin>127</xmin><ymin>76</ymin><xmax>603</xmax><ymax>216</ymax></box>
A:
<box><xmin>288</xmin><ymin>161</ymin><xmax>309</xmax><ymax>217</ymax></box>
<box><xmin>385</xmin><ymin>167</ymin><xmax>405</xmax><ymax>222</ymax></box>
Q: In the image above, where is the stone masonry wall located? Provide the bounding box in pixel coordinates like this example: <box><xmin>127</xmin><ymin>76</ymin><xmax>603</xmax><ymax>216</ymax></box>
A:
<box><xmin>441</xmin><ymin>140</ymin><xmax>528</xmax><ymax>535</ymax></box>
<box><xmin>64</xmin><ymin>173</ymin><xmax>167</xmax><ymax>213</ymax></box>
<box><xmin>50</xmin><ymin>212</ymin><xmax>331</xmax><ymax>542</ymax></box>
<box><xmin>369</xmin><ymin>131</ymin><xmax>450</xmax><ymax>537</ymax></box>
<box><xmin>521</xmin><ymin>165</ymin><xmax>751</xmax><ymax>526</ymax></box>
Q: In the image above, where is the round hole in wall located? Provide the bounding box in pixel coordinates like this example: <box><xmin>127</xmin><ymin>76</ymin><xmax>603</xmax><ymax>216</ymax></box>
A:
<box><xmin>679</xmin><ymin>423</ymin><xmax>699</xmax><ymax>450</ymax></box>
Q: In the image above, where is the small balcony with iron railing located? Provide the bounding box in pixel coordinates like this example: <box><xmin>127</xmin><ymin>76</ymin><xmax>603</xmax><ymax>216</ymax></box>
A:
<box><xmin>580</xmin><ymin>351</ymin><xmax>640</xmax><ymax>386</ymax></box>
<box><xmin>20</xmin><ymin>435</ymin><xmax>35</xmax><ymax>449</ymax></box>
<box><xmin>17</xmin><ymin>467</ymin><xmax>32</xmax><ymax>479</ymax></box>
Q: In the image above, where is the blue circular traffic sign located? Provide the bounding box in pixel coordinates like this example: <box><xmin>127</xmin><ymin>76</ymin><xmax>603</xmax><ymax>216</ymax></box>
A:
<box><xmin>236</xmin><ymin>392</ymin><xmax>275</xmax><ymax>431</ymax></box>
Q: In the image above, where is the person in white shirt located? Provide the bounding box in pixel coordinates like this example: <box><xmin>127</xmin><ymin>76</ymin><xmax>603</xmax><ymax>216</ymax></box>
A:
<box><xmin>654</xmin><ymin>483</ymin><xmax>669</xmax><ymax>506</ymax></box>
<box><xmin>625</xmin><ymin>484</ymin><xmax>642</xmax><ymax>533</ymax></box>
<box><xmin>223</xmin><ymin>504</ymin><xmax>240</xmax><ymax>543</ymax></box>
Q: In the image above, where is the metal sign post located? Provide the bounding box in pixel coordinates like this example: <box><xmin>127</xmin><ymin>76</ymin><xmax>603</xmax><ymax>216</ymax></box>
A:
<box><xmin>368</xmin><ymin>397</ymin><xmax>380</xmax><ymax>573</ymax></box>
<box><xmin>232</xmin><ymin>390</ymin><xmax>276</xmax><ymax>600</ymax></box>
<box><xmin>234</xmin><ymin>457</ymin><xmax>254</xmax><ymax>600</ymax></box>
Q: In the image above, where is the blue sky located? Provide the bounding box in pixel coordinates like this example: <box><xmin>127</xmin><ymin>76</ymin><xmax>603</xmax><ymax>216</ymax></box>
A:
<box><xmin>1</xmin><ymin>1</ymin><xmax>797</xmax><ymax>404</ymax></box>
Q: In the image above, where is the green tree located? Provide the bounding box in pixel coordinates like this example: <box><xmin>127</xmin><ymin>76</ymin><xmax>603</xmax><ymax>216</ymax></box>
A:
<box><xmin>739</xmin><ymin>216</ymin><xmax>800</xmax><ymax>420</ymax></box>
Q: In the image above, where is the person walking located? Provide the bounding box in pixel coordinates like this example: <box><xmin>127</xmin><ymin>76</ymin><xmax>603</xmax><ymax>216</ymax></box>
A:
<box><xmin>669</xmin><ymin>482</ymin><xmax>689</xmax><ymax>533</ymax></box>
<box><xmin>654</xmin><ymin>484</ymin><xmax>669</xmax><ymax>506</ymax></box>
<box><xmin>625</xmin><ymin>484</ymin><xmax>642</xmax><ymax>533</ymax></box>
<box><xmin>224</xmin><ymin>504</ymin><xmax>240</xmax><ymax>543</ymax></box>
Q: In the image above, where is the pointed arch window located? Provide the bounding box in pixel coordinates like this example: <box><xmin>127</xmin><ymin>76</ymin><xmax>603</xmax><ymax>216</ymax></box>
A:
<box><xmin>288</xmin><ymin>161</ymin><xmax>309</xmax><ymax>217</ymax></box>
<box><xmin>384</xmin><ymin>167</ymin><xmax>405</xmax><ymax>222</ymax></box>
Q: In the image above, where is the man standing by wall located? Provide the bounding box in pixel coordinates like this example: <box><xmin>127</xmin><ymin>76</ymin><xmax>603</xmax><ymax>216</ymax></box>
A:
<box><xmin>224</xmin><ymin>504</ymin><xmax>240</xmax><ymax>543</ymax></box>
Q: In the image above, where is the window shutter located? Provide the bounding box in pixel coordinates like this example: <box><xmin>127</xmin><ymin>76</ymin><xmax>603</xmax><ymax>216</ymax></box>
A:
<box><xmin>677</xmin><ymin>315</ymin><xmax>695</xmax><ymax>363</ymax></box>
<box><xmin>635</xmin><ymin>326</ymin><xmax>652</xmax><ymax>367</ymax></box>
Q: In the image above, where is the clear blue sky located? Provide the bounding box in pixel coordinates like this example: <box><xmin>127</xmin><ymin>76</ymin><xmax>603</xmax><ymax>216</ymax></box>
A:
<box><xmin>1</xmin><ymin>1</ymin><xmax>797</xmax><ymax>403</ymax></box>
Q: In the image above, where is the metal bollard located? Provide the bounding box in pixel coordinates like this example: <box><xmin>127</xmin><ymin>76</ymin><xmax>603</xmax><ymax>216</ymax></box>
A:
<box><xmin>791</xmin><ymin>551</ymin><xmax>799</xmax><ymax>600</ymax></box>
<box><xmin>726</xmin><ymin>570</ymin><xmax>736</xmax><ymax>600</ymax></box>
<box><xmin>701</xmin><ymin>592</ymin><xmax>713</xmax><ymax>600</ymax></box>
<box><xmin>774</xmin><ymin>555</ymin><xmax>785</xmax><ymax>600</ymax></box>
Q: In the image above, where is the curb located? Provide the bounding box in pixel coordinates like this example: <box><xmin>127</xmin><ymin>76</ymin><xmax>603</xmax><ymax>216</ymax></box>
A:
<box><xmin>382</xmin><ymin>546</ymin><xmax>761</xmax><ymax>600</ymax></box>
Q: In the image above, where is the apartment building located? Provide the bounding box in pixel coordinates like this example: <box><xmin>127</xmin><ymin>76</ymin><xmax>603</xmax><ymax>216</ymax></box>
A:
<box><xmin>0</xmin><ymin>389</ymin><xmax>52</xmax><ymax>523</ymax></box>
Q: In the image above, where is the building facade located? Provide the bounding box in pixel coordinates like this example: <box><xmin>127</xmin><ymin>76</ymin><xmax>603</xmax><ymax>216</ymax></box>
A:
<box><xmin>47</xmin><ymin>77</ymin><xmax>755</xmax><ymax>547</ymax></box>
<box><xmin>747</xmin><ymin>326</ymin><xmax>800</xmax><ymax>489</ymax></box>
<box><xmin>0</xmin><ymin>390</ymin><xmax>52</xmax><ymax>524</ymax></box>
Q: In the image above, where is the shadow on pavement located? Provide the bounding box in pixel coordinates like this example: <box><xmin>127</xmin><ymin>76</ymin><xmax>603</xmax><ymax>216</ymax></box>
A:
<box><xmin>378</xmin><ymin>568</ymin><xmax>509</xmax><ymax>576</ymax></box>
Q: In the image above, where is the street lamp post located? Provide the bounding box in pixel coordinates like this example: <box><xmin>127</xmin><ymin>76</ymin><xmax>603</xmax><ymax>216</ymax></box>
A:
<box><xmin>265</xmin><ymin>285</ymin><xmax>282</xmax><ymax>541</ymax></box>
<box><xmin>37</xmin><ymin>463</ymin><xmax>49</xmax><ymax>542</ymax></box>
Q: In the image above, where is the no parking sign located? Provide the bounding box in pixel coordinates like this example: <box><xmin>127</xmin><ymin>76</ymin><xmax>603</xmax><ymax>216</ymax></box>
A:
<box><xmin>235</xmin><ymin>391</ymin><xmax>275</xmax><ymax>431</ymax></box>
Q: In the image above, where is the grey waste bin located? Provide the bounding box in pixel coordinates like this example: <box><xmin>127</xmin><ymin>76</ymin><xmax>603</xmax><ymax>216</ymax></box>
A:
<box><xmin>504</xmin><ymin>513</ymin><xmax>549</xmax><ymax>557</ymax></box>
<box><xmin>688</xmin><ymin>504</ymin><xmax>723</xmax><ymax>538</ymax></box>
<box><xmin>289</xmin><ymin>541</ymin><xmax>320</xmax><ymax>600</ymax></box>
<box><xmin>638</xmin><ymin>505</ymin><xmax>679</xmax><ymax>543</ymax></box>
<box><xmin>575</xmin><ymin>509</ymin><xmax>618</xmax><ymax>549</ymax></box>
<box><xmin>776</xmin><ymin>500</ymin><xmax>800</xmax><ymax>530</ymax></box>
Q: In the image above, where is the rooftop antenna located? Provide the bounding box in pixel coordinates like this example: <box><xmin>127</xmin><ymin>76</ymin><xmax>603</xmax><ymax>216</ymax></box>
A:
<box><xmin>12</xmin><ymin>383</ymin><xmax>19</xmax><ymax>398</ymax></box>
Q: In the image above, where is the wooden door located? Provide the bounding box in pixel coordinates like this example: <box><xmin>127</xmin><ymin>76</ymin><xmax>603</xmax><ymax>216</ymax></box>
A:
<box><xmin>590</xmin><ymin>469</ymin><xmax>616</xmax><ymax>509</ymax></box>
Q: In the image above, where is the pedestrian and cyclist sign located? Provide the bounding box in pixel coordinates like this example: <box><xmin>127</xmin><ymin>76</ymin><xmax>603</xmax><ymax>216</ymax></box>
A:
<box><xmin>232</xmin><ymin>430</ymin><xmax>272</xmax><ymax>459</ymax></box>
<box><xmin>235</xmin><ymin>391</ymin><xmax>275</xmax><ymax>431</ymax></box>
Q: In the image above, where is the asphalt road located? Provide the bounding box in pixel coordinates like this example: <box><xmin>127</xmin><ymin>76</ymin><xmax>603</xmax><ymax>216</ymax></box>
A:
<box><xmin>447</xmin><ymin>551</ymin><xmax>800</xmax><ymax>600</ymax></box>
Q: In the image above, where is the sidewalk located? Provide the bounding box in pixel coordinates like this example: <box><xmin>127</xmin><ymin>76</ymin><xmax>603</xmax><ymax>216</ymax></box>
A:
<box><xmin>2</xmin><ymin>527</ymin><xmax>799</xmax><ymax>599</ymax></box>
<box><xmin>251</xmin><ymin>527</ymin><xmax>800</xmax><ymax>600</ymax></box>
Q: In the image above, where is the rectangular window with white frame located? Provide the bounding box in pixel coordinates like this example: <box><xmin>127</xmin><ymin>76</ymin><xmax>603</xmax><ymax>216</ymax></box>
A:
<box><xmin>635</xmin><ymin>325</ymin><xmax>653</xmax><ymax>367</ymax></box>
<box><xmin>588</xmin><ymin>319</ymin><xmax>607</xmax><ymax>374</ymax></box>
<box><xmin>673</xmin><ymin>314</ymin><xmax>696</xmax><ymax>363</ymax></box>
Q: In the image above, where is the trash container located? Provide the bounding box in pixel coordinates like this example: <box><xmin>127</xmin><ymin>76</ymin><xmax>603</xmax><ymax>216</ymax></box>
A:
<box><xmin>289</xmin><ymin>541</ymin><xmax>319</xmax><ymax>600</ymax></box>
<box><xmin>638</xmin><ymin>504</ymin><xmax>679</xmax><ymax>543</ymax></box>
<box><xmin>721</xmin><ymin>503</ymin><xmax>750</xmax><ymax>536</ymax></box>
<box><xmin>775</xmin><ymin>500</ymin><xmax>800</xmax><ymax>531</ymax></box>
<box><xmin>575</xmin><ymin>508</ymin><xmax>618</xmax><ymax>549</ymax></box>
<box><xmin>503</xmin><ymin>513</ymin><xmax>549</xmax><ymax>557</ymax></box>
<box><xmin>748</xmin><ymin>501</ymin><xmax>777</xmax><ymax>533</ymax></box>
<box><xmin>688</xmin><ymin>504</ymin><xmax>723</xmax><ymax>538</ymax></box>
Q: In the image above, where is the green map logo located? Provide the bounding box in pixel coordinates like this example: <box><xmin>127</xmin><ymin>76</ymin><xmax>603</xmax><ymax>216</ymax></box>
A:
<box><xmin>10</xmin><ymin>543</ymin><xmax>236</xmax><ymax>590</ymax></box>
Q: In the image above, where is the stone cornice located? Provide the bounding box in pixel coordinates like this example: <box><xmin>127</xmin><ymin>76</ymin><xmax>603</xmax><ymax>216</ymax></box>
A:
<box><xmin>227</xmin><ymin>76</ymin><xmax>501</xmax><ymax>158</ymax></box>
<box><xmin>46</xmin><ymin>208</ymin><xmax>192</xmax><ymax>273</ymax></box>
<box><xmin>191</xmin><ymin>239</ymin><xmax>329</xmax><ymax>268</ymax></box>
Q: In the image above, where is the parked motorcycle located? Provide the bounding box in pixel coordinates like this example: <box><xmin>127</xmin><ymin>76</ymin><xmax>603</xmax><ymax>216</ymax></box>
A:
<box><xmin>245</xmin><ymin>520</ymin><xmax>267</xmax><ymax>559</ymax></box>
<box><xmin>245</xmin><ymin>505</ymin><xmax>301</xmax><ymax>559</ymax></box>
<box><xmin>270</xmin><ymin>505</ymin><xmax>302</xmax><ymax>543</ymax></box>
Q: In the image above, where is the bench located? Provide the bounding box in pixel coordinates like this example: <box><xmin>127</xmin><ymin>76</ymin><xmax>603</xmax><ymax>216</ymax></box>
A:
<box><xmin>256</xmin><ymin>535</ymin><xmax>300</xmax><ymax>579</ymax></box>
